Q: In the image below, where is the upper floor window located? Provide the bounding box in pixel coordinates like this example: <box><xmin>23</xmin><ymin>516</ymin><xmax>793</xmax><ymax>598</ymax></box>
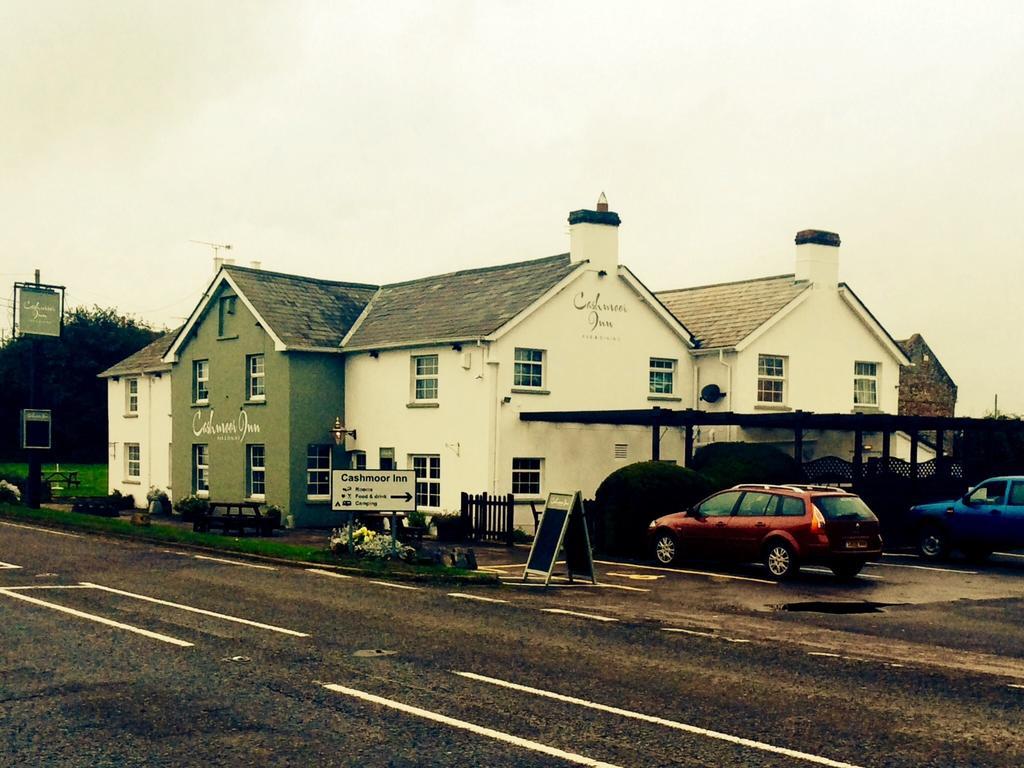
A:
<box><xmin>649</xmin><ymin>358</ymin><xmax>675</xmax><ymax>395</ymax></box>
<box><xmin>853</xmin><ymin>361</ymin><xmax>879</xmax><ymax>407</ymax></box>
<box><xmin>125</xmin><ymin>377</ymin><xmax>139</xmax><ymax>414</ymax></box>
<box><xmin>193</xmin><ymin>360</ymin><xmax>209</xmax><ymax>404</ymax></box>
<box><xmin>411</xmin><ymin>454</ymin><xmax>441</xmax><ymax>509</ymax></box>
<box><xmin>218</xmin><ymin>295</ymin><xmax>237</xmax><ymax>336</ymax></box>
<box><xmin>125</xmin><ymin>443</ymin><xmax>140</xmax><ymax>479</ymax></box>
<box><xmin>306</xmin><ymin>444</ymin><xmax>331</xmax><ymax>499</ymax></box>
<box><xmin>247</xmin><ymin>444</ymin><xmax>266</xmax><ymax>499</ymax></box>
<box><xmin>247</xmin><ymin>354</ymin><xmax>265</xmax><ymax>401</ymax></box>
<box><xmin>512</xmin><ymin>458</ymin><xmax>542</xmax><ymax>495</ymax></box>
<box><xmin>757</xmin><ymin>354</ymin><xmax>786</xmax><ymax>405</ymax></box>
<box><xmin>412</xmin><ymin>355</ymin><xmax>438</xmax><ymax>401</ymax></box>
<box><xmin>514</xmin><ymin>348</ymin><xmax>544</xmax><ymax>389</ymax></box>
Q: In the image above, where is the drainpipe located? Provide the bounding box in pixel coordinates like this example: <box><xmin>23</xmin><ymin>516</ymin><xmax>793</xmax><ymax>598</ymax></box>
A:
<box><xmin>483</xmin><ymin>342</ymin><xmax>500</xmax><ymax>495</ymax></box>
<box><xmin>718</xmin><ymin>349</ymin><xmax>733</xmax><ymax>442</ymax></box>
<box><xmin>146</xmin><ymin>374</ymin><xmax>153</xmax><ymax>493</ymax></box>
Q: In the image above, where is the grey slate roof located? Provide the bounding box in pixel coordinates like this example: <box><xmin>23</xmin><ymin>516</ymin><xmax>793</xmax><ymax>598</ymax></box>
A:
<box><xmin>345</xmin><ymin>254</ymin><xmax>579</xmax><ymax>349</ymax></box>
<box><xmin>224</xmin><ymin>265</ymin><xmax>378</xmax><ymax>350</ymax></box>
<box><xmin>656</xmin><ymin>274</ymin><xmax>810</xmax><ymax>349</ymax></box>
<box><xmin>98</xmin><ymin>329</ymin><xmax>179</xmax><ymax>378</ymax></box>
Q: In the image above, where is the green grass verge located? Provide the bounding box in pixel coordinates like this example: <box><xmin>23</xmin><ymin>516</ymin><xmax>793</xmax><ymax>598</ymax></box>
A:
<box><xmin>0</xmin><ymin>503</ymin><xmax>498</xmax><ymax>585</ymax></box>
<box><xmin>0</xmin><ymin>463</ymin><xmax>108</xmax><ymax>498</ymax></box>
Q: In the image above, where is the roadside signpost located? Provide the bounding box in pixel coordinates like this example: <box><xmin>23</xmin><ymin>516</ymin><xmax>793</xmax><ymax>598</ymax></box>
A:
<box><xmin>523</xmin><ymin>490</ymin><xmax>596</xmax><ymax>586</ymax></box>
<box><xmin>20</xmin><ymin>409</ymin><xmax>52</xmax><ymax>450</ymax></box>
<box><xmin>331</xmin><ymin>469</ymin><xmax>417</xmax><ymax>556</ymax></box>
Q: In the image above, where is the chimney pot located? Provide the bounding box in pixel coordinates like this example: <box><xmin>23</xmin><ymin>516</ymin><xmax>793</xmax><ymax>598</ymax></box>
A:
<box><xmin>596</xmin><ymin>192</ymin><xmax>608</xmax><ymax>212</ymax></box>
<box><xmin>794</xmin><ymin>229</ymin><xmax>841</xmax><ymax>287</ymax></box>
<box><xmin>795</xmin><ymin>229</ymin><xmax>841</xmax><ymax>247</ymax></box>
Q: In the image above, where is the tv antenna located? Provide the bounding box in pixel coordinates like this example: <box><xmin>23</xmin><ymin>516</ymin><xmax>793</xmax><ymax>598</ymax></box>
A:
<box><xmin>189</xmin><ymin>240</ymin><xmax>233</xmax><ymax>258</ymax></box>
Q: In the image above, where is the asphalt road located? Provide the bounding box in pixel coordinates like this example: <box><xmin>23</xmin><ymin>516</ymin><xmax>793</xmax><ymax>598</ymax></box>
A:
<box><xmin>3</xmin><ymin>521</ymin><xmax>1024</xmax><ymax>767</ymax></box>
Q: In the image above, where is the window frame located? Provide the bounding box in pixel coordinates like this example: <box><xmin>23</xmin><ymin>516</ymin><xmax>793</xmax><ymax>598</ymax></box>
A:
<box><xmin>193</xmin><ymin>444</ymin><xmax>209</xmax><ymax>497</ymax></box>
<box><xmin>513</xmin><ymin>348</ymin><xmax>545</xmax><ymax>390</ymax></box>
<box><xmin>648</xmin><ymin>357</ymin><xmax>675</xmax><ymax>396</ymax></box>
<box><xmin>125</xmin><ymin>443</ymin><xmax>140</xmax><ymax>479</ymax></box>
<box><xmin>192</xmin><ymin>359</ymin><xmax>210</xmax><ymax>405</ymax></box>
<box><xmin>756</xmin><ymin>354</ymin><xmax>787</xmax><ymax>405</ymax></box>
<box><xmin>306</xmin><ymin>444</ymin><xmax>331</xmax><ymax>500</ymax></box>
<box><xmin>247</xmin><ymin>353</ymin><xmax>266</xmax><ymax>401</ymax></box>
<box><xmin>853</xmin><ymin>361</ymin><xmax>880</xmax><ymax>407</ymax></box>
<box><xmin>410</xmin><ymin>454</ymin><xmax>441</xmax><ymax>510</ymax></box>
<box><xmin>511</xmin><ymin>457</ymin><xmax>543</xmax><ymax>496</ymax></box>
<box><xmin>125</xmin><ymin>377</ymin><xmax>139</xmax><ymax>415</ymax></box>
<box><xmin>411</xmin><ymin>354</ymin><xmax>439</xmax><ymax>402</ymax></box>
<box><xmin>246</xmin><ymin>443</ymin><xmax>266</xmax><ymax>500</ymax></box>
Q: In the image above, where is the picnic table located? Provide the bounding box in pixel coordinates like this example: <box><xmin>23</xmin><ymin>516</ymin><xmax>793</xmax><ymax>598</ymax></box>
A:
<box><xmin>193</xmin><ymin>501</ymin><xmax>281</xmax><ymax>536</ymax></box>
<box><xmin>43</xmin><ymin>469</ymin><xmax>80</xmax><ymax>492</ymax></box>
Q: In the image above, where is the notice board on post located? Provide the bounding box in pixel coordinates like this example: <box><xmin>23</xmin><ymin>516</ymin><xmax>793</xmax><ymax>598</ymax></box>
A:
<box><xmin>523</xmin><ymin>491</ymin><xmax>595</xmax><ymax>586</ymax></box>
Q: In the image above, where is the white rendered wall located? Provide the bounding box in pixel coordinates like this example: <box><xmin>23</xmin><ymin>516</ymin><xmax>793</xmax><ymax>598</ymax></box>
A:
<box><xmin>106</xmin><ymin>373</ymin><xmax>173</xmax><ymax>507</ymax></box>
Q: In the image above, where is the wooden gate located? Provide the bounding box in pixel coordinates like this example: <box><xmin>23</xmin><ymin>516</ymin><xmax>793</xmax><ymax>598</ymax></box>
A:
<box><xmin>460</xmin><ymin>492</ymin><xmax>515</xmax><ymax>546</ymax></box>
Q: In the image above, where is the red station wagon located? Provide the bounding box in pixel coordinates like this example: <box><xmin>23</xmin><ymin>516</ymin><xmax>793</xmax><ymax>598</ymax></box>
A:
<box><xmin>647</xmin><ymin>484</ymin><xmax>883</xmax><ymax>579</ymax></box>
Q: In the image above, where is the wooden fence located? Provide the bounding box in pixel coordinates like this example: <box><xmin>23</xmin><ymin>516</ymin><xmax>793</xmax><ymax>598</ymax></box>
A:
<box><xmin>460</xmin><ymin>492</ymin><xmax>515</xmax><ymax>546</ymax></box>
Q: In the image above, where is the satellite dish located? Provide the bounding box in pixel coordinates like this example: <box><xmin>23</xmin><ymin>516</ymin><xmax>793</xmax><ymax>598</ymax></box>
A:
<box><xmin>700</xmin><ymin>383</ymin><xmax>726</xmax><ymax>403</ymax></box>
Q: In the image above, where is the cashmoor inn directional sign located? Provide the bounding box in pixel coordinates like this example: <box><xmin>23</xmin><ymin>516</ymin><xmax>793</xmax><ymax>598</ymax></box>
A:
<box><xmin>331</xmin><ymin>470</ymin><xmax>417</xmax><ymax>513</ymax></box>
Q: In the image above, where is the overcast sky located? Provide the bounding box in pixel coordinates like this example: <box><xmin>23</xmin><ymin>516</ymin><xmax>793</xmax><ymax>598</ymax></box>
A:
<box><xmin>2</xmin><ymin>1</ymin><xmax>1021</xmax><ymax>416</ymax></box>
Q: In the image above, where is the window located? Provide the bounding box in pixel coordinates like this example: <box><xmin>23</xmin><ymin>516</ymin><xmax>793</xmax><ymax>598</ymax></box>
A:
<box><xmin>218</xmin><ymin>295</ymin><xmax>237</xmax><ymax>336</ymax></box>
<box><xmin>306</xmin><ymin>444</ymin><xmax>331</xmax><ymax>499</ymax></box>
<box><xmin>649</xmin><ymin>358</ymin><xmax>675</xmax><ymax>395</ymax></box>
<box><xmin>412</xmin><ymin>355</ymin><xmax>438</xmax><ymax>401</ymax></box>
<box><xmin>853</xmin><ymin>361</ymin><xmax>879</xmax><ymax>406</ymax></box>
<box><xmin>1009</xmin><ymin>482</ymin><xmax>1024</xmax><ymax>507</ymax></box>
<box><xmin>125</xmin><ymin>378</ymin><xmax>139</xmax><ymax>414</ymax></box>
<box><xmin>967</xmin><ymin>480</ymin><xmax>1006</xmax><ymax>506</ymax></box>
<box><xmin>247</xmin><ymin>354</ymin><xmax>265</xmax><ymax>400</ymax></box>
<box><xmin>379</xmin><ymin>447</ymin><xmax>395</xmax><ymax>471</ymax></box>
<box><xmin>125</xmin><ymin>443</ymin><xmax>140</xmax><ymax>479</ymax></box>
<box><xmin>757</xmin><ymin>354</ymin><xmax>786</xmax><ymax>404</ymax></box>
<box><xmin>735</xmin><ymin>492</ymin><xmax>774</xmax><ymax>516</ymax></box>
<box><xmin>697</xmin><ymin>491</ymin><xmax>741</xmax><ymax>517</ymax></box>
<box><xmin>411</xmin><ymin>454</ymin><xmax>440</xmax><ymax>509</ymax></box>
<box><xmin>193</xmin><ymin>360</ymin><xmax>209</xmax><ymax>404</ymax></box>
<box><xmin>350</xmin><ymin>451</ymin><xmax>367</xmax><ymax>470</ymax></box>
<box><xmin>513</xmin><ymin>348</ymin><xmax>544</xmax><ymax>389</ymax></box>
<box><xmin>247</xmin><ymin>444</ymin><xmax>266</xmax><ymax>499</ymax></box>
<box><xmin>777</xmin><ymin>497</ymin><xmax>806</xmax><ymax>517</ymax></box>
<box><xmin>512</xmin><ymin>458</ymin><xmax>542</xmax><ymax>495</ymax></box>
<box><xmin>193</xmin><ymin>444</ymin><xmax>209</xmax><ymax>496</ymax></box>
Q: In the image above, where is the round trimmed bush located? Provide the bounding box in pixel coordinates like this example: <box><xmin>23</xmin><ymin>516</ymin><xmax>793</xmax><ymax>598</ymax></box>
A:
<box><xmin>593</xmin><ymin>461</ymin><xmax>711</xmax><ymax>556</ymax></box>
<box><xmin>690</xmin><ymin>442</ymin><xmax>805</xmax><ymax>492</ymax></box>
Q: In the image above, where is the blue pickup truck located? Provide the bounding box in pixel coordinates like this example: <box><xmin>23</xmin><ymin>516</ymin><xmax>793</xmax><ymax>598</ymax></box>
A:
<box><xmin>910</xmin><ymin>476</ymin><xmax>1024</xmax><ymax>561</ymax></box>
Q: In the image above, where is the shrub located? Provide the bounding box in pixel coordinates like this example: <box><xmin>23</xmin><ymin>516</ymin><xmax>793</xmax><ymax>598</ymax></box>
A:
<box><xmin>173</xmin><ymin>494</ymin><xmax>209</xmax><ymax>521</ymax></box>
<box><xmin>0</xmin><ymin>479</ymin><xmax>21</xmax><ymax>505</ymax></box>
<box><xmin>432</xmin><ymin>512</ymin><xmax>465</xmax><ymax>542</ymax></box>
<box><xmin>690</xmin><ymin>442</ymin><xmax>806</xmax><ymax>492</ymax></box>
<box><xmin>593</xmin><ymin>461</ymin><xmax>711</xmax><ymax>556</ymax></box>
<box><xmin>146</xmin><ymin>486</ymin><xmax>172</xmax><ymax>514</ymax></box>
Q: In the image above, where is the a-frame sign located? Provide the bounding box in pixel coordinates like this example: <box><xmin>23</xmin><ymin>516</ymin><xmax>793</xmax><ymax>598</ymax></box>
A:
<box><xmin>523</xmin><ymin>491</ymin><xmax>596</xmax><ymax>586</ymax></box>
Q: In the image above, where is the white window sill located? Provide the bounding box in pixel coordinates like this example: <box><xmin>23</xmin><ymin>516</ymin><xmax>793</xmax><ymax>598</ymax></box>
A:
<box><xmin>123</xmin><ymin>413</ymin><xmax>139</xmax><ymax>419</ymax></box>
<box><xmin>753</xmin><ymin>403</ymin><xmax>791</xmax><ymax>411</ymax></box>
<box><xmin>851</xmin><ymin>405</ymin><xmax>881</xmax><ymax>413</ymax></box>
<box><xmin>196</xmin><ymin>491</ymin><xmax>210</xmax><ymax>498</ymax></box>
<box><xmin>246</xmin><ymin>495</ymin><xmax>266</xmax><ymax>503</ymax></box>
<box><xmin>192</xmin><ymin>402</ymin><xmax>210</xmax><ymax>408</ymax></box>
<box><xmin>647</xmin><ymin>395</ymin><xmax>681</xmax><ymax>402</ymax></box>
<box><xmin>123</xmin><ymin>479</ymin><xmax>141</xmax><ymax>485</ymax></box>
<box><xmin>306</xmin><ymin>496</ymin><xmax>330</xmax><ymax>504</ymax></box>
<box><xmin>244</xmin><ymin>399</ymin><xmax>266</xmax><ymax>406</ymax></box>
<box><xmin>510</xmin><ymin>387</ymin><xmax>550</xmax><ymax>395</ymax></box>
<box><xmin>513</xmin><ymin>495</ymin><xmax>545</xmax><ymax>503</ymax></box>
<box><xmin>407</xmin><ymin>401</ymin><xmax>439</xmax><ymax>408</ymax></box>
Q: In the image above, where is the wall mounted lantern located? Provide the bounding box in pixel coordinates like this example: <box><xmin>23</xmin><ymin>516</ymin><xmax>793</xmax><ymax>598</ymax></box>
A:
<box><xmin>330</xmin><ymin>416</ymin><xmax>357</xmax><ymax>445</ymax></box>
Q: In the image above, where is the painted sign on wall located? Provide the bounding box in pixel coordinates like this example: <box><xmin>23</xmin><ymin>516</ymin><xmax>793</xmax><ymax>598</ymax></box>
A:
<box><xmin>191</xmin><ymin>409</ymin><xmax>262</xmax><ymax>442</ymax></box>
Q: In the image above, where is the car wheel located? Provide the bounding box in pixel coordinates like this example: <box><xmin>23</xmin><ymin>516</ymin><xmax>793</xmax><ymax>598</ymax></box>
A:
<box><xmin>764</xmin><ymin>540</ymin><xmax>799</xmax><ymax>580</ymax></box>
<box><xmin>917</xmin><ymin>526</ymin><xmax>949</xmax><ymax>561</ymax></box>
<box><xmin>653</xmin><ymin>531</ymin><xmax>679</xmax><ymax>565</ymax></box>
<box><xmin>830</xmin><ymin>559</ymin><xmax>866</xmax><ymax>580</ymax></box>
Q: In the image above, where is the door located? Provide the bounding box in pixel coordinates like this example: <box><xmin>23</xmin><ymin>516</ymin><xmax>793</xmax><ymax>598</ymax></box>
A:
<box><xmin>684</xmin><ymin>491</ymin><xmax>741</xmax><ymax>560</ymax></box>
<box><xmin>1004</xmin><ymin>481</ymin><xmax>1024</xmax><ymax>548</ymax></box>
<box><xmin>955</xmin><ymin>479</ymin><xmax>1008</xmax><ymax>546</ymax></box>
<box><xmin>728</xmin><ymin>491</ymin><xmax>777</xmax><ymax>560</ymax></box>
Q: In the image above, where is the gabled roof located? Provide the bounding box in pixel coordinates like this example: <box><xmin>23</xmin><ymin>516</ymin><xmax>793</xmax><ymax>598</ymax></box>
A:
<box><xmin>656</xmin><ymin>274</ymin><xmax>809</xmax><ymax>349</ymax></box>
<box><xmin>343</xmin><ymin>254</ymin><xmax>581</xmax><ymax>350</ymax></box>
<box><xmin>98</xmin><ymin>328</ymin><xmax>179</xmax><ymax>378</ymax></box>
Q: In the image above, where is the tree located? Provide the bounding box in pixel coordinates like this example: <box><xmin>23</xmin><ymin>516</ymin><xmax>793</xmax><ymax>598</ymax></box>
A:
<box><xmin>0</xmin><ymin>306</ymin><xmax>160</xmax><ymax>462</ymax></box>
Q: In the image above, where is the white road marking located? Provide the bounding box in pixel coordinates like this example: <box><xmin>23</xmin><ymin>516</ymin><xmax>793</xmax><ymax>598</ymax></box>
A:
<box><xmin>0</xmin><ymin>521</ymin><xmax>81</xmax><ymax>538</ymax></box>
<box><xmin>593</xmin><ymin>583</ymin><xmax>650</xmax><ymax>593</ymax></box>
<box><xmin>808</xmin><ymin>652</ymin><xmax>842</xmax><ymax>658</ymax></box>
<box><xmin>448</xmin><ymin>592</ymin><xmax>509</xmax><ymax>604</ymax></box>
<box><xmin>868</xmin><ymin>562</ymin><xmax>976</xmax><ymax>575</ymax></box>
<box><xmin>1</xmin><ymin>585</ymin><xmax>94</xmax><ymax>591</ymax></box>
<box><xmin>662</xmin><ymin>627</ymin><xmax>751</xmax><ymax>644</ymax></box>
<box><xmin>192</xmin><ymin>555</ymin><xmax>277</xmax><ymax>570</ymax></box>
<box><xmin>541</xmin><ymin>608</ymin><xmax>618</xmax><ymax>623</ymax></box>
<box><xmin>593</xmin><ymin>560</ymin><xmax>776</xmax><ymax>585</ymax></box>
<box><xmin>994</xmin><ymin>552</ymin><xmax>1024</xmax><ymax>560</ymax></box>
<box><xmin>606</xmin><ymin>572</ymin><xmax>664</xmax><ymax>581</ymax></box>
<box><xmin>79</xmin><ymin>582</ymin><xmax>309</xmax><ymax>637</ymax></box>
<box><xmin>0</xmin><ymin>587</ymin><xmax>193</xmax><ymax>647</ymax></box>
<box><xmin>322</xmin><ymin>682</ymin><xmax>622</xmax><ymax>768</ymax></box>
<box><xmin>368</xmin><ymin>580</ymin><xmax>421</xmax><ymax>591</ymax></box>
<box><xmin>1009</xmin><ymin>684</ymin><xmax>1024</xmax><ymax>690</ymax></box>
<box><xmin>0</xmin><ymin>560</ymin><xmax>23</xmax><ymax>570</ymax></box>
<box><xmin>802</xmin><ymin>567</ymin><xmax>885</xmax><ymax>581</ymax></box>
<box><xmin>454</xmin><ymin>671</ymin><xmax>866</xmax><ymax>768</ymax></box>
<box><xmin>306</xmin><ymin>568</ymin><xmax>353</xmax><ymax>579</ymax></box>
<box><xmin>881</xmin><ymin>553</ymin><xmax>919</xmax><ymax>559</ymax></box>
<box><xmin>478</xmin><ymin>563</ymin><xmax>522</xmax><ymax>569</ymax></box>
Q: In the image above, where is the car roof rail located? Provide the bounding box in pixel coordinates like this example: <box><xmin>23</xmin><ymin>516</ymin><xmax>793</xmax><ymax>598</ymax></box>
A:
<box><xmin>730</xmin><ymin>483</ymin><xmax>848</xmax><ymax>494</ymax></box>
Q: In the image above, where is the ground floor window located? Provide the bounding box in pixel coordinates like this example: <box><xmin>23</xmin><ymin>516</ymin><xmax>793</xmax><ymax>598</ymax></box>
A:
<box><xmin>410</xmin><ymin>454</ymin><xmax>440</xmax><ymax>509</ymax></box>
<box><xmin>193</xmin><ymin>444</ymin><xmax>209</xmax><ymax>497</ymax></box>
<box><xmin>126</xmin><ymin>443</ymin><xmax>140</xmax><ymax>479</ymax></box>
<box><xmin>511</xmin><ymin>457</ymin><xmax>542</xmax><ymax>495</ymax></box>
<box><xmin>247</xmin><ymin>444</ymin><xmax>266</xmax><ymax>499</ymax></box>
<box><xmin>350</xmin><ymin>451</ymin><xmax>367</xmax><ymax>470</ymax></box>
<box><xmin>380</xmin><ymin>447</ymin><xmax>395</xmax><ymax>470</ymax></box>
<box><xmin>306</xmin><ymin>444</ymin><xmax>331</xmax><ymax>499</ymax></box>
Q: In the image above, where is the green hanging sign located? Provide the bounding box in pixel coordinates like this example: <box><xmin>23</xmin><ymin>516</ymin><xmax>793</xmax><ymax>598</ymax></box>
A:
<box><xmin>15</xmin><ymin>284</ymin><xmax>64</xmax><ymax>338</ymax></box>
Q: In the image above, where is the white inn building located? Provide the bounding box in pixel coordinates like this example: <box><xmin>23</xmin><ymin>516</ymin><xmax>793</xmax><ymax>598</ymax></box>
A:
<box><xmin>102</xmin><ymin>197</ymin><xmax>922</xmax><ymax>528</ymax></box>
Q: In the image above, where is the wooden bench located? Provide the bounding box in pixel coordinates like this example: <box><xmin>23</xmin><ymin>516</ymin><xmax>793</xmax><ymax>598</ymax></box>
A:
<box><xmin>43</xmin><ymin>470</ymin><xmax>80</xmax><ymax>492</ymax></box>
<box><xmin>193</xmin><ymin>501</ymin><xmax>280</xmax><ymax>536</ymax></box>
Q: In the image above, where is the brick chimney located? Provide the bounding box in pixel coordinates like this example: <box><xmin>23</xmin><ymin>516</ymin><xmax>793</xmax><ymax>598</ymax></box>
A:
<box><xmin>569</xmin><ymin>192</ymin><xmax>620</xmax><ymax>273</ymax></box>
<box><xmin>794</xmin><ymin>229</ymin><xmax>840</xmax><ymax>288</ymax></box>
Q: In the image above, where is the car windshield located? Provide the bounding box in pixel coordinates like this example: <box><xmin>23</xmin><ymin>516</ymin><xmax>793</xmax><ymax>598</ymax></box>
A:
<box><xmin>814</xmin><ymin>495</ymin><xmax>877</xmax><ymax>521</ymax></box>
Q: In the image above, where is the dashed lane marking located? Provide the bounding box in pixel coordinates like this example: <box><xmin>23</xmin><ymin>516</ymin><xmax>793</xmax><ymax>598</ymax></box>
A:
<box><xmin>662</xmin><ymin>627</ymin><xmax>751</xmax><ymax>644</ymax></box>
<box><xmin>368</xmin><ymin>580</ymin><xmax>421</xmax><ymax>591</ymax></box>
<box><xmin>448</xmin><ymin>592</ymin><xmax>509</xmax><ymax>604</ymax></box>
<box><xmin>541</xmin><ymin>608</ymin><xmax>618</xmax><ymax>623</ymax></box>
<box><xmin>453</xmin><ymin>671</ymin><xmax>866</xmax><ymax>768</ymax></box>
<box><xmin>192</xmin><ymin>555</ymin><xmax>277</xmax><ymax>570</ymax></box>
<box><xmin>498</xmin><ymin>576</ymin><xmax>648</xmax><ymax>592</ymax></box>
<box><xmin>80</xmin><ymin>582</ymin><xmax>309</xmax><ymax>637</ymax></box>
<box><xmin>0</xmin><ymin>561</ymin><xmax>23</xmax><ymax>570</ymax></box>
<box><xmin>322</xmin><ymin>682</ymin><xmax>622</xmax><ymax>768</ymax></box>
<box><xmin>606</xmin><ymin>572</ymin><xmax>664</xmax><ymax>581</ymax></box>
<box><xmin>1</xmin><ymin>585</ymin><xmax>93</xmax><ymax>590</ymax></box>
<box><xmin>868</xmin><ymin>562</ymin><xmax>976</xmax><ymax>575</ymax></box>
<box><xmin>0</xmin><ymin>587</ymin><xmax>193</xmax><ymax>647</ymax></box>
<box><xmin>593</xmin><ymin>560</ymin><xmax>777</xmax><ymax>585</ymax></box>
<box><xmin>994</xmin><ymin>552</ymin><xmax>1024</xmax><ymax>561</ymax></box>
<box><xmin>306</xmin><ymin>568</ymin><xmax>353</xmax><ymax>579</ymax></box>
<box><xmin>808</xmin><ymin>652</ymin><xmax>842</xmax><ymax>658</ymax></box>
<box><xmin>0</xmin><ymin>521</ymin><xmax>81</xmax><ymax>538</ymax></box>
<box><xmin>802</xmin><ymin>567</ymin><xmax>885</xmax><ymax>581</ymax></box>
<box><xmin>1009</xmin><ymin>684</ymin><xmax>1024</xmax><ymax>690</ymax></box>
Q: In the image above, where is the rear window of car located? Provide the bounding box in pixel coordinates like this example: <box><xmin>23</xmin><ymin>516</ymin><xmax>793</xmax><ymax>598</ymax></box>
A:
<box><xmin>777</xmin><ymin>497</ymin><xmax>806</xmax><ymax>516</ymax></box>
<box><xmin>814</xmin><ymin>495</ymin><xmax>877</xmax><ymax>521</ymax></box>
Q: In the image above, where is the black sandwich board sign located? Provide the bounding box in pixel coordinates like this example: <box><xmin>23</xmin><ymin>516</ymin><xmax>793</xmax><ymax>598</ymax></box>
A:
<box><xmin>523</xmin><ymin>490</ymin><xmax>595</xmax><ymax>586</ymax></box>
<box><xmin>20</xmin><ymin>409</ymin><xmax>52</xmax><ymax>450</ymax></box>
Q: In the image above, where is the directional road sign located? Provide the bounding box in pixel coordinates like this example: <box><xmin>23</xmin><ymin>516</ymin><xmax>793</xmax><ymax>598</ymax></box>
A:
<box><xmin>331</xmin><ymin>469</ymin><xmax>417</xmax><ymax>513</ymax></box>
